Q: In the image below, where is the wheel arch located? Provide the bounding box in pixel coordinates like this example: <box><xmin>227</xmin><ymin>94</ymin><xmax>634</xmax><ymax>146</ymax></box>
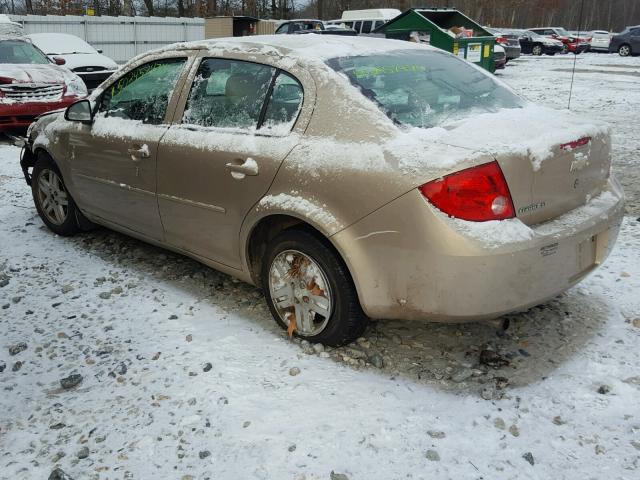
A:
<box><xmin>243</xmin><ymin>212</ymin><xmax>356</xmax><ymax>292</ymax></box>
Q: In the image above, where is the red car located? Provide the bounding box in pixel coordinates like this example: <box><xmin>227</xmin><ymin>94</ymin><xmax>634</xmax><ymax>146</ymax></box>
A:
<box><xmin>0</xmin><ymin>37</ymin><xmax>87</xmax><ymax>133</ymax></box>
<box><xmin>529</xmin><ymin>27</ymin><xmax>590</xmax><ymax>54</ymax></box>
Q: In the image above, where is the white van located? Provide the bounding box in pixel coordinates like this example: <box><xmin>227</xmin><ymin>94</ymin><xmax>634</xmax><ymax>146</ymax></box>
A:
<box><xmin>326</xmin><ymin>8</ymin><xmax>401</xmax><ymax>34</ymax></box>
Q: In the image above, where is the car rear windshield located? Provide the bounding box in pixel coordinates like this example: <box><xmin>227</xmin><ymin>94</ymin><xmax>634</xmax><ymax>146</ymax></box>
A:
<box><xmin>0</xmin><ymin>40</ymin><xmax>50</xmax><ymax>64</ymax></box>
<box><xmin>327</xmin><ymin>49</ymin><xmax>524</xmax><ymax>129</ymax></box>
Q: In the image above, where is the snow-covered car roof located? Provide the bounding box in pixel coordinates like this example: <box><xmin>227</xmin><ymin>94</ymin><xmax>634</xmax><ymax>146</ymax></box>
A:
<box><xmin>27</xmin><ymin>32</ymin><xmax>97</xmax><ymax>55</ymax></box>
<box><xmin>149</xmin><ymin>34</ymin><xmax>436</xmax><ymax>63</ymax></box>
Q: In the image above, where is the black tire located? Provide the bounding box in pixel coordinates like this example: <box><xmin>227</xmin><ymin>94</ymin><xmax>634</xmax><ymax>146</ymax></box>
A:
<box><xmin>261</xmin><ymin>229</ymin><xmax>368</xmax><ymax>346</ymax></box>
<box><xmin>31</xmin><ymin>152</ymin><xmax>81</xmax><ymax>236</ymax></box>
<box><xmin>562</xmin><ymin>44</ymin><xmax>569</xmax><ymax>54</ymax></box>
<box><xmin>618</xmin><ymin>44</ymin><xmax>631</xmax><ymax>57</ymax></box>
<box><xmin>532</xmin><ymin>44</ymin><xmax>543</xmax><ymax>56</ymax></box>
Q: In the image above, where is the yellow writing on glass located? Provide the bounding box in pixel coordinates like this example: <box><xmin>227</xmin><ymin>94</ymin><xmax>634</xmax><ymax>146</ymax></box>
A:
<box><xmin>353</xmin><ymin>64</ymin><xmax>427</xmax><ymax>78</ymax></box>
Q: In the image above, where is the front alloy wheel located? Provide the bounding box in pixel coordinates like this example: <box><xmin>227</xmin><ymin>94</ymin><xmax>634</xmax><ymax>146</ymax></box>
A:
<box><xmin>618</xmin><ymin>45</ymin><xmax>631</xmax><ymax>57</ymax></box>
<box><xmin>532</xmin><ymin>45</ymin><xmax>543</xmax><ymax>56</ymax></box>
<box><xmin>36</xmin><ymin>168</ymin><xmax>69</xmax><ymax>226</ymax></box>
<box><xmin>31</xmin><ymin>153</ymin><xmax>82</xmax><ymax>236</ymax></box>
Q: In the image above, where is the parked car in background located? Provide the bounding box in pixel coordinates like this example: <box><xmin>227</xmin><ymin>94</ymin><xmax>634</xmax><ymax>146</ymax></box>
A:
<box><xmin>506</xmin><ymin>29</ymin><xmax>564</xmax><ymax>55</ymax></box>
<box><xmin>609</xmin><ymin>25</ymin><xmax>640</xmax><ymax>56</ymax></box>
<box><xmin>485</xmin><ymin>27</ymin><xmax>521</xmax><ymax>61</ymax></box>
<box><xmin>275</xmin><ymin>19</ymin><xmax>324</xmax><ymax>34</ymax></box>
<box><xmin>27</xmin><ymin>33</ymin><xmax>118</xmax><ymax>90</ymax></box>
<box><xmin>0</xmin><ymin>36</ymin><xmax>87</xmax><ymax>133</ymax></box>
<box><xmin>21</xmin><ymin>36</ymin><xmax>624</xmax><ymax>346</ymax></box>
<box><xmin>326</xmin><ymin>8</ymin><xmax>401</xmax><ymax>34</ymax></box>
<box><xmin>529</xmin><ymin>27</ymin><xmax>590</xmax><ymax>54</ymax></box>
<box><xmin>275</xmin><ymin>20</ymin><xmax>355</xmax><ymax>36</ymax></box>
<box><xmin>493</xmin><ymin>44</ymin><xmax>506</xmax><ymax>69</ymax></box>
<box><xmin>588</xmin><ymin>30</ymin><xmax>613</xmax><ymax>52</ymax></box>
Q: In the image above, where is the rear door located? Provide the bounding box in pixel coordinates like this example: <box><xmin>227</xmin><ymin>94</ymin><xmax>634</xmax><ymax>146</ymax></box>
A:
<box><xmin>68</xmin><ymin>56</ymin><xmax>190</xmax><ymax>239</ymax></box>
<box><xmin>156</xmin><ymin>56</ymin><xmax>307</xmax><ymax>269</ymax></box>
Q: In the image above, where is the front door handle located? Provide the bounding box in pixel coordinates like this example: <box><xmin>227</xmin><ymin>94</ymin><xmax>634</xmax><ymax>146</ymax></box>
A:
<box><xmin>127</xmin><ymin>145</ymin><xmax>150</xmax><ymax>161</ymax></box>
<box><xmin>226</xmin><ymin>158</ymin><xmax>259</xmax><ymax>179</ymax></box>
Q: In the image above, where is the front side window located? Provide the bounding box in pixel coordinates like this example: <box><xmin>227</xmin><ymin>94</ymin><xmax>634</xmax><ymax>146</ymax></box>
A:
<box><xmin>328</xmin><ymin>49</ymin><xmax>524</xmax><ymax>129</ymax></box>
<box><xmin>183</xmin><ymin>58</ymin><xmax>275</xmax><ymax>130</ymax></box>
<box><xmin>99</xmin><ymin>58</ymin><xmax>186</xmax><ymax>124</ymax></box>
<box><xmin>0</xmin><ymin>40</ymin><xmax>49</xmax><ymax>64</ymax></box>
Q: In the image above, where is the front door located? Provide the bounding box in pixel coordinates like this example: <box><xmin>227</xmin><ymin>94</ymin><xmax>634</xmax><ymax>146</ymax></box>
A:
<box><xmin>157</xmin><ymin>57</ymin><xmax>305</xmax><ymax>269</ymax></box>
<box><xmin>68</xmin><ymin>57</ymin><xmax>188</xmax><ymax>240</ymax></box>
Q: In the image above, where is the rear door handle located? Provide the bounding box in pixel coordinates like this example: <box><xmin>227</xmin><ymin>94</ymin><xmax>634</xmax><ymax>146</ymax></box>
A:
<box><xmin>226</xmin><ymin>158</ymin><xmax>259</xmax><ymax>179</ymax></box>
<box><xmin>127</xmin><ymin>145</ymin><xmax>150</xmax><ymax>161</ymax></box>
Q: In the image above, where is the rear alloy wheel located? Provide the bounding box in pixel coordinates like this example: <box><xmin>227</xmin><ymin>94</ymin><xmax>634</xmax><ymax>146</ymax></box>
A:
<box><xmin>532</xmin><ymin>44</ymin><xmax>543</xmax><ymax>56</ymax></box>
<box><xmin>32</xmin><ymin>154</ymin><xmax>81</xmax><ymax>236</ymax></box>
<box><xmin>618</xmin><ymin>44</ymin><xmax>631</xmax><ymax>57</ymax></box>
<box><xmin>262</xmin><ymin>229</ymin><xmax>368</xmax><ymax>346</ymax></box>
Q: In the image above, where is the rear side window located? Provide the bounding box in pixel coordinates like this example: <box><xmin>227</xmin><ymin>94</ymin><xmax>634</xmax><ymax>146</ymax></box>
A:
<box><xmin>361</xmin><ymin>21</ymin><xmax>373</xmax><ymax>34</ymax></box>
<box><xmin>262</xmin><ymin>71</ymin><xmax>304</xmax><ymax>134</ymax></box>
<box><xmin>99</xmin><ymin>58</ymin><xmax>186</xmax><ymax>124</ymax></box>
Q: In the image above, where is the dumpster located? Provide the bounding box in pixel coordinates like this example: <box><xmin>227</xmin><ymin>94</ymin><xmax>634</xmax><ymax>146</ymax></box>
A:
<box><xmin>373</xmin><ymin>8</ymin><xmax>496</xmax><ymax>72</ymax></box>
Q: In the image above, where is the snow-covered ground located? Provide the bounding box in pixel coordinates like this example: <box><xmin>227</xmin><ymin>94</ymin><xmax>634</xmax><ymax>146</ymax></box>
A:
<box><xmin>1</xmin><ymin>52</ymin><xmax>639</xmax><ymax>480</ymax></box>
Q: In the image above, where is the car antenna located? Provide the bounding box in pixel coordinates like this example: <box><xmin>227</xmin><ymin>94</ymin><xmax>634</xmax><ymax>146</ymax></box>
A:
<box><xmin>568</xmin><ymin>0</ymin><xmax>586</xmax><ymax>109</ymax></box>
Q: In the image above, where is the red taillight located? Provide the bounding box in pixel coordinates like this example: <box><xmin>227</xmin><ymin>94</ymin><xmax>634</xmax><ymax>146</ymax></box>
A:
<box><xmin>419</xmin><ymin>161</ymin><xmax>515</xmax><ymax>222</ymax></box>
<box><xmin>560</xmin><ymin>136</ymin><xmax>591</xmax><ymax>150</ymax></box>
<box><xmin>496</xmin><ymin>36</ymin><xmax>508</xmax><ymax>45</ymax></box>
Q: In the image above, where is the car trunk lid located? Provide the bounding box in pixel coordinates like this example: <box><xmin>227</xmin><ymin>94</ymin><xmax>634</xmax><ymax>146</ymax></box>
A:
<box><xmin>496</xmin><ymin>132</ymin><xmax>611</xmax><ymax>225</ymax></box>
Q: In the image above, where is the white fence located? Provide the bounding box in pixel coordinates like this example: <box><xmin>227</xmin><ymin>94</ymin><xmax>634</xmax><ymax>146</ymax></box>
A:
<box><xmin>9</xmin><ymin>15</ymin><xmax>204</xmax><ymax>63</ymax></box>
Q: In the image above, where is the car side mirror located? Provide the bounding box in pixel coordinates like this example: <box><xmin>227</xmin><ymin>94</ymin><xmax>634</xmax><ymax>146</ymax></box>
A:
<box><xmin>97</xmin><ymin>49</ymin><xmax>103</xmax><ymax>54</ymax></box>
<box><xmin>65</xmin><ymin>99</ymin><xmax>94</xmax><ymax>123</ymax></box>
<box><xmin>53</xmin><ymin>56</ymin><xmax>66</xmax><ymax>66</ymax></box>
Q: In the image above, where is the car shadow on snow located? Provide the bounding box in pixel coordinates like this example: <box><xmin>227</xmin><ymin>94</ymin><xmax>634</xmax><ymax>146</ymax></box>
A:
<box><xmin>68</xmin><ymin>226</ymin><xmax>609</xmax><ymax>398</ymax></box>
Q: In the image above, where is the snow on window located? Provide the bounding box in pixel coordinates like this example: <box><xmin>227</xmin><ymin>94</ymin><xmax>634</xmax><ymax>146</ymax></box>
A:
<box><xmin>98</xmin><ymin>58</ymin><xmax>186</xmax><ymax>125</ymax></box>
<box><xmin>182</xmin><ymin>58</ymin><xmax>274</xmax><ymax>130</ymax></box>
<box><xmin>261</xmin><ymin>71</ymin><xmax>303</xmax><ymax>135</ymax></box>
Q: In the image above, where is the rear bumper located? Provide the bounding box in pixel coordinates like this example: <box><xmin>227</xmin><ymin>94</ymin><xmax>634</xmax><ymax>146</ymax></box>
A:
<box><xmin>569</xmin><ymin>43</ymin><xmax>590</xmax><ymax>53</ymax></box>
<box><xmin>333</xmin><ymin>177</ymin><xmax>624</xmax><ymax>322</ymax></box>
<box><xmin>0</xmin><ymin>98</ymin><xmax>78</xmax><ymax>131</ymax></box>
<box><xmin>503</xmin><ymin>45</ymin><xmax>521</xmax><ymax>59</ymax></box>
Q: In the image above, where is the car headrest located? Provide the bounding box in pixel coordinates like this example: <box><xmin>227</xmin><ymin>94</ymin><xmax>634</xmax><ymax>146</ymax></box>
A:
<box><xmin>225</xmin><ymin>73</ymin><xmax>258</xmax><ymax>99</ymax></box>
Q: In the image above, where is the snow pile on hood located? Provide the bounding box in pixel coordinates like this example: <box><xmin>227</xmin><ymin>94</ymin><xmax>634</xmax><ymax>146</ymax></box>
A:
<box><xmin>0</xmin><ymin>63</ymin><xmax>77</xmax><ymax>84</ymax></box>
<box><xmin>387</xmin><ymin>104</ymin><xmax>611</xmax><ymax>174</ymax></box>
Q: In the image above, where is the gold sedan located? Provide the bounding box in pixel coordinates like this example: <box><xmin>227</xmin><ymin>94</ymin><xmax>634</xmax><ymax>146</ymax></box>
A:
<box><xmin>21</xmin><ymin>35</ymin><xmax>624</xmax><ymax>345</ymax></box>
